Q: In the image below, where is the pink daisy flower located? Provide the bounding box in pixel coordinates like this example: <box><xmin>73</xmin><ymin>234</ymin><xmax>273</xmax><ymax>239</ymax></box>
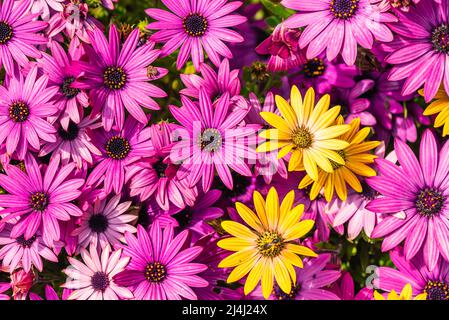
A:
<box><xmin>367</xmin><ymin>129</ymin><xmax>449</xmax><ymax>270</ymax></box>
<box><xmin>73</xmin><ymin>25</ymin><xmax>167</xmax><ymax>131</ymax></box>
<box><xmin>31</xmin><ymin>0</ymin><xmax>64</xmax><ymax>21</ymax></box>
<box><xmin>29</xmin><ymin>285</ymin><xmax>72</xmax><ymax>300</ymax></box>
<box><xmin>0</xmin><ymin>66</ymin><xmax>59</xmax><ymax>160</ymax></box>
<box><xmin>0</xmin><ymin>0</ymin><xmax>48</xmax><ymax>75</ymax></box>
<box><xmin>0</xmin><ymin>154</ymin><xmax>84</xmax><ymax>246</ymax></box>
<box><xmin>146</xmin><ymin>0</ymin><xmax>247</xmax><ymax>70</ymax></box>
<box><xmin>38</xmin><ymin>40</ymin><xmax>90</xmax><ymax>130</ymax></box>
<box><xmin>169</xmin><ymin>89</ymin><xmax>256</xmax><ymax>192</ymax></box>
<box><xmin>87</xmin><ymin>116</ymin><xmax>153</xmax><ymax>195</ymax></box>
<box><xmin>282</xmin><ymin>0</ymin><xmax>397</xmax><ymax>65</ymax></box>
<box><xmin>127</xmin><ymin>122</ymin><xmax>198</xmax><ymax>210</ymax></box>
<box><xmin>72</xmin><ymin>194</ymin><xmax>137</xmax><ymax>250</ymax></box>
<box><xmin>39</xmin><ymin>114</ymin><xmax>102</xmax><ymax>168</ymax></box>
<box><xmin>63</xmin><ymin>244</ymin><xmax>133</xmax><ymax>300</ymax></box>
<box><xmin>114</xmin><ymin>223</ymin><xmax>209</xmax><ymax>300</ymax></box>
<box><xmin>0</xmin><ymin>228</ymin><xmax>58</xmax><ymax>272</ymax></box>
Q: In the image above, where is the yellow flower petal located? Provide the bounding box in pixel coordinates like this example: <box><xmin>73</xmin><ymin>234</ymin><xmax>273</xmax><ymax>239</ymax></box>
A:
<box><xmin>257</xmin><ymin>140</ymin><xmax>290</xmax><ymax>153</ymax></box>
<box><xmin>227</xmin><ymin>255</ymin><xmax>259</xmax><ymax>283</ymax></box>
<box><xmin>279</xmin><ymin>190</ymin><xmax>294</xmax><ymax>223</ymax></box>
<box><xmin>314</xmin><ymin>125</ymin><xmax>350</xmax><ymax>140</ymax></box>
<box><xmin>399</xmin><ymin>283</ymin><xmax>413</xmax><ymax>300</ymax></box>
<box><xmin>290</xmin><ymin>85</ymin><xmax>304</xmax><ymax>124</ymax></box>
<box><xmin>253</xmin><ymin>191</ymin><xmax>269</xmax><ymax>229</ymax></box>
<box><xmin>286</xmin><ymin>243</ymin><xmax>317</xmax><ymax>257</ymax></box>
<box><xmin>261</xmin><ymin>259</ymin><xmax>274</xmax><ymax>299</ymax></box>
<box><xmin>302</xmin><ymin>87</ymin><xmax>315</xmax><ymax>125</ymax></box>
<box><xmin>373</xmin><ymin>291</ymin><xmax>385</xmax><ymax>300</ymax></box>
<box><xmin>244</xmin><ymin>258</ymin><xmax>264</xmax><ymax>295</ymax></box>
<box><xmin>235</xmin><ymin>202</ymin><xmax>264</xmax><ymax>233</ymax></box>
<box><xmin>260</xmin><ymin>112</ymin><xmax>291</xmax><ymax>133</ymax></box>
<box><xmin>219</xmin><ymin>249</ymin><xmax>258</xmax><ymax>268</ymax></box>
<box><xmin>266</xmin><ymin>187</ymin><xmax>280</xmax><ymax>230</ymax></box>
<box><xmin>281</xmin><ymin>250</ymin><xmax>304</xmax><ymax>268</ymax></box>
<box><xmin>283</xmin><ymin>220</ymin><xmax>315</xmax><ymax>241</ymax></box>
<box><xmin>278</xmin><ymin>203</ymin><xmax>304</xmax><ymax>233</ymax></box>
<box><xmin>309</xmin><ymin>104</ymin><xmax>340</xmax><ymax>133</ymax></box>
<box><xmin>221</xmin><ymin>221</ymin><xmax>257</xmax><ymax>240</ymax></box>
<box><xmin>217</xmin><ymin>237</ymin><xmax>254</xmax><ymax>251</ymax></box>
<box><xmin>288</xmin><ymin>149</ymin><xmax>303</xmax><ymax>171</ymax></box>
<box><xmin>303</xmin><ymin>150</ymin><xmax>319</xmax><ymax>181</ymax></box>
<box><xmin>275</xmin><ymin>95</ymin><xmax>298</xmax><ymax>129</ymax></box>
<box><xmin>273</xmin><ymin>258</ymin><xmax>291</xmax><ymax>295</ymax></box>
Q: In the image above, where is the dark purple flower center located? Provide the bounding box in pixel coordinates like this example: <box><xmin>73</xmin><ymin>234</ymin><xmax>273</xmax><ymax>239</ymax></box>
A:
<box><xmin>303</xmin><ymin>58</ymin><xmax>326</xmax><ymax>78</ymax></box>
<box><xmin>0</xmin><ymin>21</ymin><xmax>13</xmax><ymax>45</ymax></box>
<box><xmin>9</xmin><ymin>101</ymin><xmax>30</xmax><ymax>123</ymax></box>
<box><xmin>173</xmin><ymin>207</ymin><xmax>192</xmax><ymax>228</ymax></box>
<box><xmin>183</xmin><ymin>13</ymin><xmax>208</xmax><ymax>37</ymax></box>
<box><xmin>30</xmin><ymin>192</ymin><xmax>49</xmax><ymax>212</ymax></box>
<box><xmin>432</xmin><ymin>25</ymin><xmax>449</xmax><ymax>54</ymax></box>
<box><xmin>152</xmin><ymin>158</ymin><xmax>168</xmax><ymax>178</ymax></box>
<box><xmin>199</xmin><ymin>128</ymin><xmax>222</xmax><ymax>152</ymax></box>
<box><xmin>60</xmin><ymin>76</ymin><xmax>80</xmax><ymax>99</ymax></box>
<box><xmin>330</xmin><ymin>0</ymin><xmax>359</xmax><ymax>19</ymax></box>
<box><xmin>105</xmin><ymin>135</ymin><xmax>131</xmax><ymax>160</ymax></box>
<box><xmin>145</xmin><ymin>262</ymin><xmax>167</xmax><ymax>283</ymax></box>
<box><xmin>273</xmin><ymin>283</ymin><xmax>300</xmax><ymax>300</ymax></box>
<box><xmin>16</xmin><ymin>235</ymin><xmax>37</xmax><ymax>248</ymax></box>
<box><xmin>103</xmin><ymin>66</ymin><xmax>127</xmax><ymax>90</ymax></box>
<box><xmin>425</xmin><ymin>281</ymin><xmax>449</xmax><ymax>300</ymax></box>
<box><xmin>91</xmin><ymin>272</ymin><xmax>110</xmax><ymax>291</ymax></box>
<box><xmin>58</xmin><ymin>122</ymin><xmax>80</xmax><ymax>141</ymax></box>
<box><xmin>361</xmin><ymin>182</ymin><xmax>379</xmax><ymax>200</ymax></box>
<box><xmin>88</xmin><ymin>213</ymin><xmax>109</xmax><ymax>233</ymax></box>
<box><xmin>257</xmin><ymin>231</ymin><xmax>284</xmax><ymax>257</ymax></box>
<box><xmin>415</xmin><ymin>188</ymin><xmax>445</xmax><ymax>217</ymax></box>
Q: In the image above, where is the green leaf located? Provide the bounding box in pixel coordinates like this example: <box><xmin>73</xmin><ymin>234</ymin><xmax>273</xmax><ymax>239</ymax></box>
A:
<box><xmin>261</xmin><ymin>0</ymin><xmax>295</xmax><ymax>19</ymax></box>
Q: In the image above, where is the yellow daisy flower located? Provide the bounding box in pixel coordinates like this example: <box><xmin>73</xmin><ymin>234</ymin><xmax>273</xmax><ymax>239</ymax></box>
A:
<box><xmin>420</xmin><ymin>88</ymin><xmax>449</xmax><ymax>136</ymax></box>
<box><xmin>217</xmin><ymin>187</ymin><xmax>316</xmax><ymax>299</ymax></box>
<box><xmin>298</xmin><ymin>116</ymin><xmax>379</xmax><ymax>202</ymax></box>
<box><xmin>374</xmin><ymin>283</ymin><xmax>427</xmax><ymax>300</ymax></box>
<box><xmin>256</xmin><ymin>86</ymin><xmax>350</xmax><ymax>181</ymax></box>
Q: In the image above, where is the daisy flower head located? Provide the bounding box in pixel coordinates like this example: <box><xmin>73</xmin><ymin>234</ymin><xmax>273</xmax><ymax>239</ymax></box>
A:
<box><xmin>71</xmin><ymin>194</ymin><xmax>137</xmax><ymax>250</ymax></box>
<box><xmin>0</xmin><ymin>154</ymin><xmax>84</xmax><ymax>247</ymax></box>
<box><xmin>0</xmin><ymin>66</ymin><xmax>59</xmax><ymax>160</ymax></box>
<box><xmin>367</xmin><ymin>129</ymin><xmax>449</xmax><ymax>269</ymax></box>
<box><xmin>385</xmin><ymin>0</ymin><xmax>449</xmax><ymax>102</ymax></box>
<box><xmin>282</xmin><ymin>0</ymin><xmax>397</xmax><ymax>65</ymax></box>
<box><xmin>217</xmin><ymin>187</ymin><xmax>317</xmax><ymax>299</ymax></box>
<box><xmin>299</xmin><ymin>117</ymin><xmax>379</xmax><ymax>202</ymax></box>
<box><xmin>87</xmin><ymin>116</ymin><xmax>153</xmax><ymax>194</ymax></box>
<box><xmin>0</xmin><ymin>0</ymin><xmax>48</xmax><ymax>75</ymax></box>
<box><xmin>169</xmin><ymin>88</ymin><xmax>256</xmax><ymax>192</ymax></box>
<box><xmin>146</xmin><ymin>0</ymin><xmax>247</xmax><ymax>70</ymax></box>
<box><xmin>420</xmin><ymin>87</ymin><xmax>449</xmax><ymax>136</ymax></box>
<box><xmin>374</xmin><ymin>283</ymin><xmax>427</xmax><ymax>300</ymax></box>
<box><xmin>63</xmin><ymin>244</ymin><xmax>133</xmax><ymax>300</ymax></box>
<box><xmin>73</xmin><ymin>24</ymin><xmax>167</xmax><ymax>131</ymax></box>
<box><xmin>114</xmin><ymin>223</ymin><xmax>209</xmax><ymax>300</ymax></box>
<box><xmin>0</xmin><ymin>228</ymin><xmax>58</xmax><ymax>273</ymax></box>
<box><xmin>127</xmin><ymin>121</ymin><xmax>198</xmax><ymax>210</ymax></box>
<box><xmin>257</xmin><ymin>86</ymin><xmax>351</xmax><ymax>181</ymax></box>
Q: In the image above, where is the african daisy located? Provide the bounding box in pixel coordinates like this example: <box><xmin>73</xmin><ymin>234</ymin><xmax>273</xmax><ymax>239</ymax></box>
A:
<box><xmin>218</xmin><ymin>187</ymin><xmax>317</xmax><ymax>299</ymax></box>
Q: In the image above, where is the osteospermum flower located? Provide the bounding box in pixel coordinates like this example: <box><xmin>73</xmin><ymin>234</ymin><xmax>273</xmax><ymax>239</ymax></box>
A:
<box><xmin>146</xmin><ymin>0</ymin><xmax>247</xmax><ymax>70</ymax></box>
<box><xmin>0</xmin><ymin>0</ymin><xmax>48</xmax><ymax>75</ymax></box>
<box><xmin>257</xmin><ymin>86</ymin><xmax>350</xmax><ymax>181</ymax></box>
<box><xmin>298</xmin><ymin>117</ymin><xmax>379</xmax><ymax>202</ymax></box>
<box><xmin>114</xmin><ymin>223</ymin><xmax>209</xmax><ymax>300</ymax></box>
<box><xmin>169</xmin><ymin>89</ymin><xmax>256</xmax><ymax>192</ymax></box>
<box><xmin>375</xmin><ymin>247</ymin><xmax>449</xmax><ymax>300</ymax></box>
<box><xmin>282</xmin><ymin>0</ymin><xmax>396</xmax><ymax>65</ymax></box>
<box><xmin>73</xmin><ymin>25</ymin><xmax>167</xmax><ymax>131</ymax></box>
<box><xmin>385</xmin><ymin>0</ymin><xmax>449</xmax><ymax>102</ymax></box>
<box><xmin>87</xmin><ymin>117</ymin><xmax>153</xmax><ymax>194</ymax></box>
<box><xmin>38</xmin><ymin>41</ymin><xmax>90</xmax><ymax>130</ymax></box>
<box><xmin>63</xmin><ymin>244</ymin><xmax>133</xmax><ymax>300</ymax></box>
<box><xmin>72</xmin><ymin>194</ymin><xmax>137</xmax><ymax>250</ymax></box>
<box><xmin>218</xmin><ymin>187</ymin><xmax>317</xmax><ymax>299</ymax></box>
<box><xmin>374</xmin><ymin>283</ymin><xmax>426</xmax><ymax>300</ymax></box>
<box><xmin>0</xmin><ymin>154</ymin><xmax>84</xmax><ymax>246</ymax></box>
<box><xmin>367</xmin><ymin>129</ymin><xmax>449</xmax><ymax>269</ymax></box>
<box><xmin>420</xmin><ymin>87</ymin><xmax>449</xmax><ymax>136</ymax></box>
<box><xmin>0</xmin><ymin>228</ymin><xmax>58</xmax><ymax>272</ymax></box>
<box><xmin>0</xmin><ymin>66</ymin><xmax>59</xmax><ymax>160</ymax></box>
<box><xmin>127</xmin><ymin>122</ymin><xmax>197</xmax><ymax>210</ymax></box>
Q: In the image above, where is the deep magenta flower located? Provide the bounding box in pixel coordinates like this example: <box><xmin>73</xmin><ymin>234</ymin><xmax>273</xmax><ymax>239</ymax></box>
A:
<box><xmin>73</xmin><ymin>25</ymin><xmax>167</xmax><ymax>131</ymax></box>
<box><xmin>367</xmin><ymin>129</ymin><xmax>449</xmax><ymax>269</ymax></box>
<box><xmin>127</xmin><ymin>122</ymin><xmax>197</xmax><ymax>210</ymax></box>
<box><xmin>375</xmin><ymin>247</ymin><xmax>449</xmax><ymax>300</ymax></box>
<box><xmin>0</xmin><ymin>0</ymin><xmax>48</xmax><ymax>75</ymax></box>
<box><xmin>385</xmin><ymin>0</ymin><xmax>449</xmax><ymax>101</ymax></box>
<box><xmin>282</xmin><ymin>0</ymin><xmax>397</xmax><ymax>65</ymax></box>
<box><xmin>146</xmin><ymin>0</ymin><xmax>247</xmax><ymax>70</ymax></box>
<box><xmin>87</xmin><ymin>116</ymin><xmax>153</xmax><ymax>195</ymax></box>
<box><xmin>169</xmin><ymin>89</ymin><xmax>256</xmax><ymax>192</ymax></box>
<box><xmin>0</xmin><ymin>66</ymin><xmax>59</xmax><ymax>160</ymax></box>
<box><xmin>38</xmin><ymin>40</ymin><xmax>89</xmax><ymax>130</ymax></box>
<box><xmin>0</xmin><ymin>154</ymin><xmax>84</xmax><ymax>247</ymax></box>
<box><xmin>114</xmin><ymin>223</ymin><xmax>209</xmax><ymax>300</ymax></box>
